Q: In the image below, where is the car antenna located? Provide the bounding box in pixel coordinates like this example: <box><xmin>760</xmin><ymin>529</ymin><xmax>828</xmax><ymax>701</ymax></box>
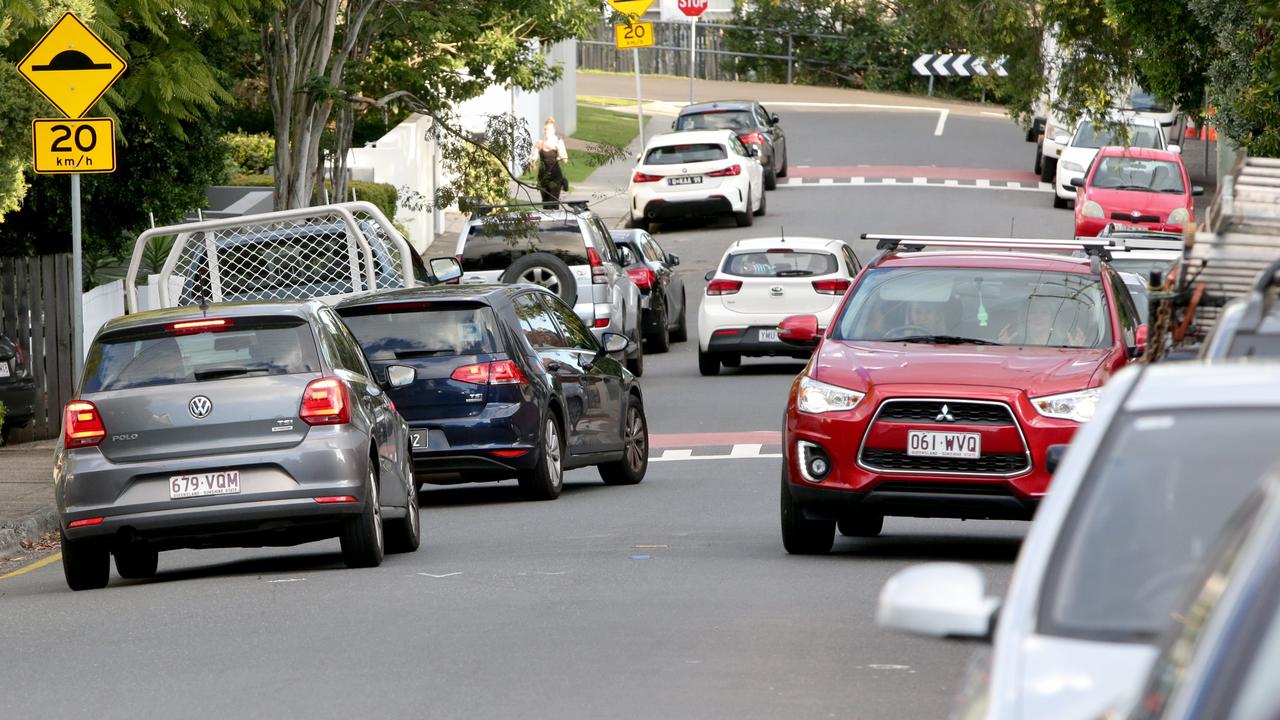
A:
<box><xmin>780</xmin><ymin>226</ymin><xmax>785</xmax><ymax>242</ymax></box>
<box><xmin>1009</xmin><ymin>217</ymin><xmax>1015</xmax><ymax>238</ymax></box>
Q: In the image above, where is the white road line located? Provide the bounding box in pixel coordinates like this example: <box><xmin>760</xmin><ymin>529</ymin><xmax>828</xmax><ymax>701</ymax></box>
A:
<box><xmin>883</xmin><ymin>178</ymin><xmax>897</xmax><ymax>184</ymax></box>
<box><xmin>778</xmin><ymin>182</ymin><xmax>1054</xmax><ymax>194</ymax></box>
<box><xmin>818</xmin><ymin>178</ymin><xmax>833</xmax><ymax>185</ymax></box>
<box><xmin>911</xmin><ymin>177</ymin><xmax>927</xmax><ymax>185</ymax></box>
<box><xmin>729</xmin><ymin>443</ymin><xmax>763</xmax><ymax>457</ymax></box>
<box><xmin>944</xmin><ymin>179</ymin><xmax>959</xmax><ymax>186</ymax></box>
<box><xmin>850</xmin><ymin>176</ymin><xmax>865</xmax><ymax>184</ymax></box>
<box><xmin>934</xmin><ymin>109</ymin><xmax>949</xmax><ymax>136</ymax></box>
<box><xmin>418</xmin><ymin>572</ymin><xmax>463</xmax><ymax>578</ymax></box>
<box><xmin>762</xmin><ymin>101</ymin><xmax>950</xmax><ymax>139</ymax></box>
<box><xmin>650</xmin><ymin>452</ymin><xmax>783</xmax><ymax>462</ymax></box>
<box><xmin>975</xmin><ymin>179</ymin><xmax>991</xmax><ymax>187</ymax></box>
<box><xmin>787</xmin><ymin>177</ymin><xmax>804</xmax><ymax>186</ymax></box>
<box><xmin>661</xmin><ymin>449</ymin><xmax>693</xmax><ymax>460</ymax></box>
<box><xmin>1039</xmin><ymin>182</ymin><xmax>1054</xmax><ymax>192</ymax></box>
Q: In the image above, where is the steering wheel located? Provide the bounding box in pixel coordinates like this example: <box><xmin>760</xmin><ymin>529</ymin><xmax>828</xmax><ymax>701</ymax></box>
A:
<box><xmin>884</xmin><ymin>324</ymin><xmax>933</xmax><ymax>339</ymax></box>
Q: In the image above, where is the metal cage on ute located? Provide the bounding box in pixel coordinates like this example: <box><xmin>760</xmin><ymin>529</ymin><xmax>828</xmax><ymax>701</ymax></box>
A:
<box><xmin>123</xmin><ymin>201</ymin><xmax>418</xmax><ymax>314</ymax></box>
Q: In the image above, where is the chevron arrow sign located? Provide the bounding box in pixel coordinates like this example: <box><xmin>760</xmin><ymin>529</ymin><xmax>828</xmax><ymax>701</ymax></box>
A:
<box><xmin>913</xmin><ymin>54</ymin><xmax>1008</xmax><ymax>78</ymax></box>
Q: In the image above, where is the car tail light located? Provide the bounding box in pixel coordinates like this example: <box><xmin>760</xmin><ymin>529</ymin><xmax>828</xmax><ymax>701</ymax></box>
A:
<box><xmin>812</xmin><ymin>279</ymin><xmax>851</xmax><ymax>295</ymax></box>
<box><xmin>633</xmin><ymin>171</ymin><xmax>663</xmax><ymax>183</ymax></box>
<box><xmin>587</xmin><ymin>247</ymin><xmax>607</xmax><ymax>285</ymax></box>
<box><xmin>168</xmin><ymin>318</ymin><xmax>232</xmax><ymax>335</ymax></box>
<box><xmin>67</xmin><ymin>517</ymin><xmax>104</xmax><ymax>529</ymax></box>
<box><xmin>450</xmin><ymin>360</ymin><xmax>528</xmax><ymax>385</ymax></box>
<box><xmin>299</xmin><ymin>377</ymin><xmax>350</xmax><ymax>426</ymax></box>
<box><xmin>64</xmin><ymin>400</ymin><xmax>106</xmax><ymax>449</ymax></box>
<box><xmin>712</xmin><ymin>328</ymin><xmax>742</xmax><ymax>336</ymax></box>
<box><xmin>627</xmin><ymin>267</ymin><xmax>656</xmax><ymax>290</ymax></box>
<box><xmin>767</xmin><ymin>248</ymin><xmax>793</xmax><ymax>253</ymax></box>
<box><xmin>739</xmin><ymin>131</ymin><xmax>766</xmax><ymax>145</ymax></box>
<box><xmin>706</xmin><ymin>279</ymin><xmax>742</xmax><ymax>296</ymax></box>
<box><xmin>708</xmin><ymin>165</ymin><xmax>742</xmax><ymax>177</ymax></box>
<box><xmin>314</xmin><ymin>495</ymin><xmax>358</xmax><ymax>504</ymax></box>
<box><xmin>13</xmin><ymin>342</ymin><xmax>25</xmax><ymax>369</ymax></box>
<box><xmin>593</xmin><ymin>318</ymin><xmax>610</xmax><ymax>328</ymax></box>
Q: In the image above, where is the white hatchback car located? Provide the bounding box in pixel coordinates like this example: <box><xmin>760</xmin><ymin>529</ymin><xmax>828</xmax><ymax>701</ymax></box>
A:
<box><xmin>628</xmin><ymin>130</ymin><xmax>765</xmax><ymax>230</ymax></box>
<box><xmin>1051</xmin><ymin>115</ymin><xmax>1173</xmax><ymax>208</ymax></box>
<box><xmin>697</xmin><ymin>236</ymin><xmax>862</xmax><ymax>376</ymax></box>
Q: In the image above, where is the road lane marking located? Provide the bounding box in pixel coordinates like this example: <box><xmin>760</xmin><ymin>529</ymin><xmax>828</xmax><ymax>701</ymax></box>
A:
<box><xmin>661</xmin><ymin>449</ymin><xmax>693</xmax><ymax>460</ymax></box>
<box><xmin>650</xmin><ymin>431</ymin><xmax>781</xmax><ymax>448</ymax></box>
<box><xmin>912</xmin><ymin>177</ymin><xmax>927</xmax><ymax>185</ymax></box>
<box><xmin>418</xmin><ymin>571</ymin><xmax>463</xmax><ymax>578</ymax></box>
<box><xmin>779</xmin><ymin>181</ymin><xmax>1053</xmax><ymax>194</ymax></box>
<box><xmin>651</xmin><ymin>452</ymin><xmax>782</xmax><ymax>462</ymax></box>
<box><xmin>0</xmin><ymin>551</ymin><xmax>62</xmax><ymax>581</ymax></box>
<box><xmin>267</xmin><ymin>578</ymin><xmax>306</xmax><ymax>583</ymax></box>
<box><xmin>729</xmin><ymin>443</ymin><xmax>763</xmax><ymax>457</ymax></box>
<box><xmin>934</xmin><ymin>109</ymin><xmax>949</xmax><ymax>136</ymax></box>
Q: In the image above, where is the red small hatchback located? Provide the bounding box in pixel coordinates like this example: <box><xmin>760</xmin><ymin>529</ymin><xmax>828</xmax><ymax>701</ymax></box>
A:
<box><xmin>1073</xmin><ymin>146</ymin><xmax>1203</xmax><ymax>237</ymax></box>
<box><xmin>777</xmin><ymin>236</ymin><xmax>1145</xmax><ymax>554</ymax></box>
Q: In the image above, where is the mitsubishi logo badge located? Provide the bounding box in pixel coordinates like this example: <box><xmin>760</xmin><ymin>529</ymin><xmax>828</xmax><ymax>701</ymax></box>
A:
<box><xmin>936</xmin><ymin>404</ymin><xmax>956</xmax><ymax>423</ymax></box>
<box><xmin>188</xmin><ymin>395</ymin><xmax>213</xmax><ymax>419</ymax></box>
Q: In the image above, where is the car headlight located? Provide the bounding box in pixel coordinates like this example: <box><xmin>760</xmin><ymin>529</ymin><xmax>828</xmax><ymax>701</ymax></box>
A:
<box><xmin>1081</xmin><ymin>200</ymin><xmax>1105</xmax><ymax>219</ymax></box>
<box><xmin>1032</xmin><ymin>388</ymin><xmax>1102</xmax><ymax>423</ymax></box>
<box><xmin>1167</xmin><ymin>207</ymin><xmax>1190</xmax><ymax>225</ymax></box>
<box><xmin>798</xmin><ymin>376</ymin><xmax>865</xmax><ymax>414</ymax></box>
<box><xmin>1061</xmin><ymin>161</ymin><xmax>1084</xmax><ymax>173</ymax></box>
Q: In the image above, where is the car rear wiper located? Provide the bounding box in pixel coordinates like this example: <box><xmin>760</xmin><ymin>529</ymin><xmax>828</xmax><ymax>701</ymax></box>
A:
<box><xmin>893</xmin><ymin>335</ymin><xmax>1003</xmax><ymax>346</ymax></box>
<box><xmin>393</xmin><ymin>349</ymin><xmax>455</xmax><ymax>359</ymax></box>
<box><xmin>775</xmin><ymin>270</ymin><xmax>815</xmax><ymax>277</ymax></box>
<box><xmin>194</xmin><ymin>366</ymin><xmax>270</xmax><ymax>381</ymax></box>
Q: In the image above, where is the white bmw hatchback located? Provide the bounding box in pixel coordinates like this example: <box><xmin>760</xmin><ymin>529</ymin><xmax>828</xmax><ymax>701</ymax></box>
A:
<box><xmin>697</xmin><ymin>236</ymin><xmax>862</xmax><ymax>376</ymax></box>
<box><xmin>628</xmin><ymin>130</ymin><xmax>765</xmax><ymax>230</ymax></box>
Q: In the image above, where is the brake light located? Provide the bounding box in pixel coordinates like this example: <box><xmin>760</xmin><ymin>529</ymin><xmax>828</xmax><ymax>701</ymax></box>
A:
<box><xmin>314</xmin><ymin>495</ymin><xmax>358</xmax><ymax>504</ymax></box>
<box><xmin>587</xmin><ymin>247</ymin><xmax>607</xmax><ymax>285</ymax></box>
<box><xmin>168</xmin><ymin>318</ymin><xmax>232</xmax><ymax>335</ymax></box>
<box><xmin>633</xmin><ymin>171</ymin><xmax>664</xmax><ymax>183</ymax></box>
<box><xmin>594</xmin><ymin>318</ymin><xmax>610</xmax><ymax>328</ymax></box>
<box><xmin>450</xmin><ymin>360</ymin><xmax>527</xmax><ymax>385</ymax></box>
<box><xmin>64</xmin><ymin>400</ymin><xmax>106</xmax><ymax>448</ymax></box>
<box><xmin>299</xmin><ymin>377</ymin><xmax>350</xmax><ymax>425</ymax></box>
<box><xmin>740</xmin><ymin>131</ymin><xmax>766</xmax><ymax>145</ymax></box>
<box><xmin>706</xmin><ymin>279</ymin><xmax>743</xmax><ymax>296</ymax></box>
<box><xmin>67</xmin><ymin>517</ymin><xmax>104</xmax><ymax>528</ymax></box>
<box><xmin>627</xmin><ymin>267</ymin><xmax>656</xmax><ymax>290</ymax></box>
<box><xmin>812</xmin><ymin>279</ymin><xmax>851</xmax><ymax>295</ymax></box>
<box><xmin>708</xmin><ymin>165</ymin><xmax>742</xmax><ymax>177</ymax></box>
<box><xmin>767</xmin><ymin>248</ymin><xmax>793</xmax><ymax>253</ymax></box>
<box><xmin>13</xmin><ymin>342</ymin><xmax>25</xmax><ymax>368</ymax></box>
<box><xmin>491</xmin><ymin>449</ymin><xmax>529</xmax><ymax>458</ymax></box>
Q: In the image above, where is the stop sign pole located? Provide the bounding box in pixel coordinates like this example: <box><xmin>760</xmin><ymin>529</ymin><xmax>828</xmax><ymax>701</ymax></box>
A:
<box><xmin>678</xmin><ymin>0</ymin><xmax>708</xmax><ymax>102</ymax></box>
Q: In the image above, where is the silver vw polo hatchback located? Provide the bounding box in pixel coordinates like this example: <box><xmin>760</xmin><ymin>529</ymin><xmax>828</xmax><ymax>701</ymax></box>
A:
<box><xmin>55</xmin><ymin>301</ymin><xmax>418</xmax><ymax>591</ymax></box>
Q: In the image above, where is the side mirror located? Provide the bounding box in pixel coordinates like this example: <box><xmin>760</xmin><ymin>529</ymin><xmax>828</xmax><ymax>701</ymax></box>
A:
<box><xmin>1133</xmin><ymin>323</ymin><xmax>1149</xmax><ymax>358</ymax></box>
<box><xmin>704</xmin><ymin>270</ymin><xmax>715</xmax><ymax>282</ymax></box>
<box><xmin>602</xmin><ymin>331</ymin><xmax>630</xmax><ymax>355</ymax></box>
<box><xmin>1192</xmin><ymin>186</ymin><xmax>1205</xmax><ymax>197</ymax></box>
<box><xmin>668</xmin><ymin>253</ymin><xmax>681</xmax><ymax>267</ymax></box>
<box><xmin>1069</xmin><ymin>177</ymin><xmax>1085</xmax><ymax>188</ymax></box>
<box><xmin>1168</xmin><ymin>144</ymin><xmax>1181</xmax><ymax>155</ymax></box>
<box><xmin>385</xmin><ymin>365</ymin><xmax>416</xmax><ymax>388</ymax></box>
<box><xmin>770</xmin><ymin>113</ymin><xmax>780</xmax><ymax>125</ymax></box>
<box><xmin>877</xmin><ymin>563</ymin><xmax>999</xmax><ymax>641</ymax></box>
<box><xmin>429</xmin><ymin>256</ymin><xmax>462</xmax><ymax>284</ymax></box>
<box><xmin>1054</xmin><ymin>134</ymin><xmax>1071</xmax><ymax>146</ymax></box>
<box><xmin>778</xmin><ymin>314</ymin><xmax>820</xmax><ymax>347</ymax></box>
<box><xmin>1045</xmin><ymin>444</ymin><xmax>1069</xmax><ymax>475</ymax></box>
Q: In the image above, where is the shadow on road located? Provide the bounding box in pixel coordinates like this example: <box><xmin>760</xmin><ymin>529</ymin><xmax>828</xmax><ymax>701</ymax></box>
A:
<box><xmin>831</xmin><ymin>531</ymin><xmax>1023</xmax><ymax>564</ymax></box>
<box><xmin>418</xmin><ymin>478</ymin><xmax>613</xmax><ymax>509</ymax></box>
<box><xmin>138</xmin><ymin>551</ymin><xmax>347</xmax><ymax>586</ymax></box>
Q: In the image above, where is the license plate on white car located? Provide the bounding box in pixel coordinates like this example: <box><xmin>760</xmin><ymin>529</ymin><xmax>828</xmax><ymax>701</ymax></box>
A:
<box><xmin>759</xmin><ymin>329</ymin><xmax>779</xmax><ymax>342</ymax></box>
<box><xmin>907</xmin><ymin>431</ymin><xmax>981</xmax><ymax>459</ymax></box>
<box><xmin>668</xmin><ymin>176</ymin><xmax>702</xmax><ymax>186</ymax></box>
<box><xmin>169</xmin><ymin>470</ymin><xmax>240</xmax><ymax>499</ymax></box>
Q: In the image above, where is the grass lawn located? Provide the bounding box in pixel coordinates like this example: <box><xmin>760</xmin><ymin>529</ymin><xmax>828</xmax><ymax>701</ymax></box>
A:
<box><xmin>527</xmin><ymin>104</ymin><xmax>650</xmax><ymax>184</ymax></box>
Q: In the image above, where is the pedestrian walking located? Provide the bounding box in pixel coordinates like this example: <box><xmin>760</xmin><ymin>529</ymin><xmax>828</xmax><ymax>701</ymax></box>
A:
<box><xmin>532</xmin><ymin>117</ymin><xmax>569</xmax><ymax>203</ymax></box>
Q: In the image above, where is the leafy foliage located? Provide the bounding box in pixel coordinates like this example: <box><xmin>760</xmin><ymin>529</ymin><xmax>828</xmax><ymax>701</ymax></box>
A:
<box><xmin>224</xmin><ymin>132</ymin><xmax>274</xmax><ymax>175</ymax></box>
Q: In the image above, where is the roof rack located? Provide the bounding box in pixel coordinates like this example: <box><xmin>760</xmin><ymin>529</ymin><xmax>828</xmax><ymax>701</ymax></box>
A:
<box><xmin>862</xmin><ymin>233</ymin><xmax>1112</xmax><ymax>260</ymax></box>
<box><xmin>470</xmin><ymin>200</ymin><xmax>591</xmax><ymax>216</ymax></box>
<box><xmin>1093</xmin><ymin>236</ymin><xmax>1186</xmax><ymax>252</ymax></box>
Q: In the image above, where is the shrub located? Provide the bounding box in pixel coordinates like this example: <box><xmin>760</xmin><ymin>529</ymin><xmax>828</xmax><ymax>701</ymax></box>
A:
<box><xmin>224</xmin><ymin>132</ymin><xmax>275</xmax><ymax>176</ymax></box>
<box><xmin>350</xmin><ymin>181</ymin><xmax>398</xmax><ymax>220</ymax></box>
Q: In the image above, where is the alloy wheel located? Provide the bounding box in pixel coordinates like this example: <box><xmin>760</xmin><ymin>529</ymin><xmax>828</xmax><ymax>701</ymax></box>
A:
<box><xmin>624</xmin><ymin>407</ymin><xmax>647</xmax><ymax>472</ymax></box>
<box><xmin>546</xmin><ymin>419</ymin><xmax>562</xmax><ymax>489</ymax></box>
<box><xmin>520</xmin><ymin>267</ymin><xmax>562</xmax><ymax>296</ymax></box>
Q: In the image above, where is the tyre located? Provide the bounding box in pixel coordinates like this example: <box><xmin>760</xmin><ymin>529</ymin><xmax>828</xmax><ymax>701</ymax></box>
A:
<box><xmin>735</xmin><ymin>191</ymin><xmax>754</xmax><ymax>227</ymax></box>
<box><xmin>384</xmin><ymin>459</ymin><xmax>421</xmax><ymax>554</ymax></box>
<box><xmin>722</xmin><ymin>354</ymin><xmax>742</xmax><ymax>368</ymax></box>
<box><xmin>500</xmin><ymin>252</ymin><xmax>577</xmax><ymax>303</ymax></box>
<box><xmin>670</xmin><ymin>291</ymin><xmax>689</xmax><ymax>343</ymax></box>
<box><xmin>838</xmin><ymin>513</ymin><xmax>884</xmax><ymax>538</ymax></box>
<box><xmin>780</xmin><ymin>469</ymin><xmax>835</xmax><ymax>555</ymax></box>
<box><xmin>340</xmin><ymin>461</ymin><xmax>385</xmax><ymax>568</ymax></box>
<box><xmin>519</xmin><ymin>414</ymin><xmax>564</xmax><ymax>500</ymax></box>
<box><xmin>1033</xmin><ymin>146</ymin><xmax>1043</xmax><ymax>175</ymax></box>
<box><xmin>113</xmin><ymin>545</ymin><xmax>159</xmax><ymax>579</ymax></box>
<box><xmin>61</xmin><ymin>531</ymin><xmax>109</xmax><ymax>591</ymax></box>
<box><xmin>1053</xmin><ymin>194</ymin><xmax>1069</xmax><ymax>210</ymax></box>
<box><xmin>599</xmin><ymin>399</ymin><xmax>648</xmax><ymax>485</ymax></box>
<box><xmin>764</xmin><ymin>167</ymin><xmax>778</xmax><ymax>191</ymax></box>
<box><xmin>698</xmin><ymin>349</ymin><xmax>720</xmax><ymax>376</ymax></box>
<box><xmin>777</xmin><ymin>146</ymin><xmax>788</xmax><ymax>177</ymax></box>
<box><xmin>754</xmin><ymin>187</ymin><xmax>767</xmax><ymax>217</ymax></box>
<box><xmin>1040</xmin><ymin>156</ymin><xmax>1056</xmax><ymax>184</ymax></box>
<box><xmin>626</xmin><ymin>330</ymin><xmax>645</xmax><ymax>376</ymax></box>
<box><xmin>1025</xmin><ymin>124</ymin><xmax>1038</xmax><ymax>142</ymax></box>
<box><xmin>647</xmin><ymin>306</ymin><xmax>671</xmax><ymax>353</ymax></box>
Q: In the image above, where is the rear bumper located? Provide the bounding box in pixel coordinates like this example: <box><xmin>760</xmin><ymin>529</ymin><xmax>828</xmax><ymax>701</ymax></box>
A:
<box><xmin>0</xmin><ymin>379</ymin><xmax>37</xmax><ymax>422</ymax></box>
<box><xmin>706</xmin><ymin>326</ymin><xmax>812</xmax><ymax>359</ymax></box>
<box><xmin>407</xmin><ymin>402</ymin><xmax>542</xmax><ymax>483</ymax></box>
<box><xmin>635</xmin><ymin>196</ymin><xmax>735</xmax><ymax>221</ymax></box>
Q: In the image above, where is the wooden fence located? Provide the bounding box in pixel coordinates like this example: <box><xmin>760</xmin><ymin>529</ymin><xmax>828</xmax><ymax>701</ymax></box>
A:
<box><xmin>0</xmin><ymin>254</ymin><xmax>75</xmax><ymax>442</ymax></box>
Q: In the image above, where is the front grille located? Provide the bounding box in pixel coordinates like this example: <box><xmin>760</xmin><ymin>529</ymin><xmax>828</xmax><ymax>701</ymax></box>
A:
<box><xmin>860</xmin><ymin>449</ymin><xmax>1031</xmax><ymax>475</ymax></box>
<box><xmin>1111</xmin><ymin>212</ymin><xmax>1162</xmax><ymax>223</ymax></box>
<box><xmin>876</xmin><ymin>400</ymin><xmax>1014</xmax><ymax>426</ymax></box>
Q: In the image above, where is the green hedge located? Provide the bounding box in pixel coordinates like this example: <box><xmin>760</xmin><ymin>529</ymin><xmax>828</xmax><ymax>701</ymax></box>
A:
<box><xmin>224</xmin><ymin>132</ymin><xmax>274</xmax><ymax>176</ymax></box>
<box><xmin>225</xmin><ymin>175</ymin><xmax>398</xmax><ymax>220</ymax></box>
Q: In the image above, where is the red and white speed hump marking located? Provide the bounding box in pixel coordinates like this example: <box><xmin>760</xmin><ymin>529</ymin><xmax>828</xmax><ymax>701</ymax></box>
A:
<box><xmin>677</xmin><ymin>0</ymin><xmax>708</xmax><ymax>17</ymax></box>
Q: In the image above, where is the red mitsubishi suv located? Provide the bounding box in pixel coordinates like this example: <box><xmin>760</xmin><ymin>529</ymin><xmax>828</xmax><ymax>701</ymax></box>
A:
<box><xmin>777</xmin><ymin>235</ymin><xmax>1146</xmax><ymax>554</ymax></box>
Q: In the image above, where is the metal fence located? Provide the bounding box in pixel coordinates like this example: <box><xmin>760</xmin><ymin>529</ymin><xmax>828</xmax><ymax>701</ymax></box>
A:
<box><xmin>0</xmin><ymin>254</ymin><xmax>75</xmax><ymax>442</ymax></box>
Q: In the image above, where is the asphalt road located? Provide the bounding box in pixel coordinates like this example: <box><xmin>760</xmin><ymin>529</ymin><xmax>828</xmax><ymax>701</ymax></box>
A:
<box><xmin>0</xmin><ymin>108</ymin><xmax>1066</xmax><ymax>719</ymax></box>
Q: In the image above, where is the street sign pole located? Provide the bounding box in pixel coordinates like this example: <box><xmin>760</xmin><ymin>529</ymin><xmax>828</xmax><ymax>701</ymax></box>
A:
<box><xmin>634</xmin><ymin>48</ymin><xmax>645</xmax><ymax>149</ymax></box>
<box><xmin>689</xmin><ymin>16</ymin><xmax>697</xmax><ymax>104</ymax></box>
<box><xmin>70</xmin><ymin>173</ymin><xmax>83</xmax><ymax>379</ymax></box>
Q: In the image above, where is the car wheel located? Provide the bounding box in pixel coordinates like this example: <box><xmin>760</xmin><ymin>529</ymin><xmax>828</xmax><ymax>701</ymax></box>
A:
<box><xmin>599</xmin><ymin>399</ymin><xmax>648</xmax><ymax>486</ymax></box>
<box><xmin>722</xmin><ymin>354</ymin><xmax>742</xmax><ymax>368</ymax></box>
<box><xmin>1033</xmin><ymin>145</ymin><xmax>1043</xmax><ymax>175</ymax></box>
<box><xmin>777</xmin><ymin>146</ymin><xmax>788</xmax><ymax>177</ymax></box>
<box><xmin>764</xmin><ymin>167</ymin><xmax>778</xmax><ymax>191</ymax></box>
<box><xmin>500</xmin><ymin>252</ymin><xmax>577</xmax><ymax>303</ymax></box>
<box><xmin>1053</xmin><ymin>194</ymin><xmax>1070</xmax><ymax>209</ymax></box>
<box><xmin>780</xmin><ymin>468</ymin><xmax>835</xmax><ymax>555</ymax></box>
<box><xmin>754</xmin><ymin>187</ymin><xmax>767</xmax><ymax>216</ymax></box>
<box><xmin>384</xmin><ymin>457</ymin><xmax>421</xmax><ymax>554</ymax></box>
<box><xmin>647</xmin><ymin>306</ymin><xmax>671</xmax><ymax>353</ymax></box>
<box><xmin>626</xmin><ymin>330</ymin><xmax>645</xmax><ymax>376</ymax></box>
<box><xmin>838</xmin><ymin>513</ymin><xmax>884</xmax><ymax>538</ymax></box>
<box><xmin>698</xmin><ymin>349</ymin><xmax>720</xmax><ymax>376</ymax></box>
<box><xmin>113</xmin><ymin>545</ymin><xmax>159</xmax><ymax>579</ymax></box>
<box><xmin>519</xmin><ymin>415</ymin><xmax>564</xmax><ymax>500</ymax></box>
<box><xmin>1040</xmin><ymin>156</ymin><xmax>1056</xmax><ymax>184</ymax></box>
<box><xmin>670</xmin><ymin>290</ymin><xmax>689</xmax><ymax>343</ymax></box>
<box><xmin>735</xmin><ymin>190</ymin><xmax>754</xmax><ymax>227</ymax></box>
<box><xmin>340</xmin><ymin>461</ymin><xmax>385</xmax><ymax>568</ymax></box>
<box><xmin>61</xmin><ymin>531</ymin><xmax>109</xmax><ymax>591</ymax></box>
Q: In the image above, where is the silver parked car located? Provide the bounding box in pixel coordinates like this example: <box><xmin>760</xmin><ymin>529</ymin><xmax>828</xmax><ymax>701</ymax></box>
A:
<box><xmin>56</xmin><ymin>301</ymin><xmax>419</xmax><ymax>591</ymax></box>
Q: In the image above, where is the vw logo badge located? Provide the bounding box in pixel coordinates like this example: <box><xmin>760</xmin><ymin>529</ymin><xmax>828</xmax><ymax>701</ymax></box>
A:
<box><xmin>189</xmin><ymin>395</ymin><xmax>213</xmax><ymax>419</ymax></box>
<box><xmin>935</xmin><ymin>404</ymin><xmax>956</xmax><ymax>423</ymax></box>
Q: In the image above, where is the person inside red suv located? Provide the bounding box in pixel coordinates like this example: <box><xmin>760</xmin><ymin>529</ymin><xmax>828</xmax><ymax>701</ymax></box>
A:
<box><xmin>777</xmin><ymin>235</ymin><xmax>1145</xmax><ymax>554</ymax></box>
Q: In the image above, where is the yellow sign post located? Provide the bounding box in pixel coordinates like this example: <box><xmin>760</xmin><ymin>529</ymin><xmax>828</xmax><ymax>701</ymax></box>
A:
<box><xmin>613</xmin><ymin>21</ymin><xmax>655</xmax><ymax>50</ymax></box>
<box><xmin>17</xmin><ymin>12</ymin><xmax>127</xmax><ymax>119</ymax></box>
<box><xmin>32</xmin><ymin>118</ymin><xmax>116</xmax><ymax>174</ymax></box>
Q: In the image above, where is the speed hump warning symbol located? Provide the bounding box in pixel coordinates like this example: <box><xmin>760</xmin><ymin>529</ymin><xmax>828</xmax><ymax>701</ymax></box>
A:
<box><xmin>17</xmin><ymin>12</ymin><xmax>127</xmax><ymax>119</ymax></box>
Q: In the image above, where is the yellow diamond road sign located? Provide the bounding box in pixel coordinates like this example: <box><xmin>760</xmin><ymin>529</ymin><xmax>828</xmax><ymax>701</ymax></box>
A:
<box><xmin>17</xmin><ymin>12</ymin><xmax>127</xmax><ymax>119</ymax></box>
<box><xmin>607</xmin><ymin>0</ymin><xmax>656</xmax><ymax>21</ymax></box>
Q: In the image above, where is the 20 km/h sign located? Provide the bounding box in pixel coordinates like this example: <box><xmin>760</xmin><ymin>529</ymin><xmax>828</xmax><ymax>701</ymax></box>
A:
<box><xmin>31</xmin><ymin>118</ymin><xmax>116</xmax><ymax>174</ymax></box>
<box><xmin>16</xmin><ymin>12</ymin><xmax>127</xmax><ymax>118</ymax></box>
<box><xmin>614</xmin><ymin>21</ymin><xmax>655</xmax><ymax>49</ymax></box>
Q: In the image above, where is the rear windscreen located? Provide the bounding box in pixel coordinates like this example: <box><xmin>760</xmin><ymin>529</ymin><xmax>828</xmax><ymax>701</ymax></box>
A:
<box><xmin>82</xmin><ymin>318</ymin><xmax>321</xmax><ymax>393</ymax></box>
<box><xmin>722</xmin><ymin>251</ymin><xmax>838</xmax><ymax>278</ymax></box>
<box><xmin>644</xmin><ymin>143</ymin><xmax>728</xmax><ymax>165</ymax></box>
<box><xmin>461</xmin><ymin>221</ymin><xmax>587</xmax><ymax>272</ymax></box>
<box><xmin>340</xmin><ymin>305</ymin><xmax>502</xmax><ymax>360</ymax></box>
<box><xmin>675</xmin><ymin>111</ymin><xmax>754</xmax><ymax>132</ymax></box>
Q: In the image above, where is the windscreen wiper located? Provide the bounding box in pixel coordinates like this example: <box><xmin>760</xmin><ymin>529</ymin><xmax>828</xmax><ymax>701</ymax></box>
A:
<box><xmin>893</xmin><ymin>335</ymin><xmax>1003</xmax><ymax>346</ymax></box>
<box><xmin>194</xmin><ymin>366</ymin><xmax>270</xmax><ymax>381</ymax></box>
<box><xmin>774</xmin><ymin>270</ymin><xmax>815</xmax><ymax>277</ymax></box>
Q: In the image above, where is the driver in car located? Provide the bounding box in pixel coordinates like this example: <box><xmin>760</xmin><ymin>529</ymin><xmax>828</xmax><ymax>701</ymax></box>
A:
<box><xmin>997</xmin><ymin>299</ymin><xmax>1088</xmax><ymax>346</ymax></box>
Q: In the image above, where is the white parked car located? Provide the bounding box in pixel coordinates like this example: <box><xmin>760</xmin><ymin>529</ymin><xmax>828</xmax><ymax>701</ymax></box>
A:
<box><xmin>1115</xmin><ymin>85</ymin><xmax>1183</xmax><ymax>144</ymax></box>
<box><xmin>1052</xmin><ymin>116</ymin><xmax>1173</xmax><ymax>208</ymax></box>
<box><xmin>876</xmin><ymin>362</ymin><xmax>1280</xmax><ymax>720</ymax></box>
<box><xmin>697</xmin><ymin>236</ymin><xmax>862</xmax><ymax>376</ymax></box>
<box><xmin>628</xmin><ymin>130</ymin><xmax>765</xmax><ymax>230</ymax></box>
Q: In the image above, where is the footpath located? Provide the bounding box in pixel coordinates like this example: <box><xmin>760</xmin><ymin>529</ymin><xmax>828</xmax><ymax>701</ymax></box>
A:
<box><xmin>0</xmin><ymin>440</ymin><xmax>58</xmax><ymax>565</ymax></box>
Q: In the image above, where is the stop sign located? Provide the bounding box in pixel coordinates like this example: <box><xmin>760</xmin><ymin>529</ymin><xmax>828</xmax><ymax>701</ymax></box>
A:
<box><xmin>677</xmin><ymin>0</ymin><xmax>708</xmax><ymax>17</ymax></box>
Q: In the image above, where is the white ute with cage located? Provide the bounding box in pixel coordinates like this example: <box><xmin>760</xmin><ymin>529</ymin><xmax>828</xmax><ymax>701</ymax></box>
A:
<box><xmin>123</xmin><ymin>201</ymin><xmax>461</xmax><ymax>314</ymax></box>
